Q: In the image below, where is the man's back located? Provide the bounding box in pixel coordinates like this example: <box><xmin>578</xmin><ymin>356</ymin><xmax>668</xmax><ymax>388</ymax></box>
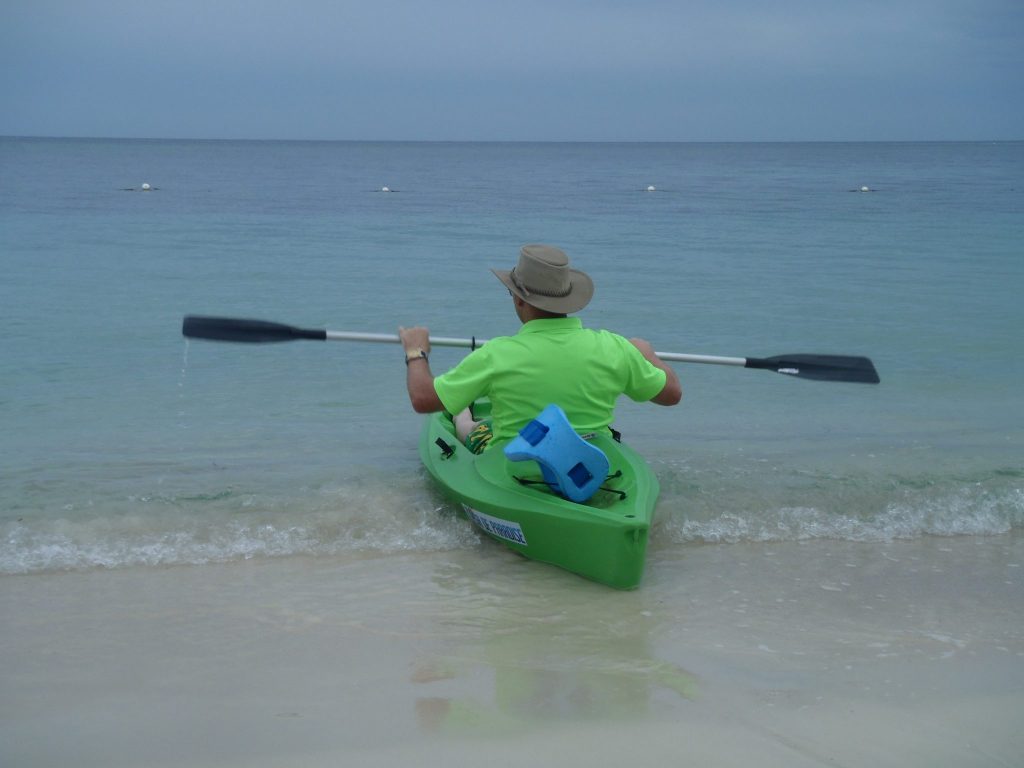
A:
<box><xmin>434</xmin><ymin>317</ymin><xmax>667</xmax><ymax>445</ymax></box>
<box><xmin>399</xmin><ymin>244</ymin><xmax>681</xmax><ymax>451</ymax></box>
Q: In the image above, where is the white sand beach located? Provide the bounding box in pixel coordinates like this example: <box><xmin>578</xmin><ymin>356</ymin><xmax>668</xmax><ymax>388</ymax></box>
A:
<box><xmin>2</xmin><ymin>533</ymin><xmax>1022</xmax><ymax>767</ymax></box>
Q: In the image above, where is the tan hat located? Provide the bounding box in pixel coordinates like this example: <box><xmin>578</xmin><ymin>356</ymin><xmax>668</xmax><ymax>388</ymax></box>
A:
<box><xmin>492</xmin><ymin>244</ymin><xmax>595</xmax><ymax>314</ymax></box>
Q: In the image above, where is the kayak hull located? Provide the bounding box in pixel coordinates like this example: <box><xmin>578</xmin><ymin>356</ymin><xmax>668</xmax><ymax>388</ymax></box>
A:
<box><xmin>418</xmin><ymin>406</ymin><xmax>659</xmax><ymax>589</ymax></box>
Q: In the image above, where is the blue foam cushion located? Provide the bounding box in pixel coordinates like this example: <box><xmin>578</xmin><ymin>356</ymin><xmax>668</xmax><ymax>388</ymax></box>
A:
<box><xmin>504</xmin><ymin>404</ymin><xmax>610</xmax><ymax>503</ymax></box>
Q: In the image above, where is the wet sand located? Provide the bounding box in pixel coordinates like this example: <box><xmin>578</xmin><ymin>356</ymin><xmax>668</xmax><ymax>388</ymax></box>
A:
<box><xmin>2</xmin><ymin>533</ymin><xmax>1022</xmax><ymax>767</ymax></box>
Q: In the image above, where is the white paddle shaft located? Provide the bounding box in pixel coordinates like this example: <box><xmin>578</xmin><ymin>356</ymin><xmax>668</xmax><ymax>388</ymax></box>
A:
<box><xmin>322</xmin><ymin>331</ymin><xmax>746</xmax><ymax>367</ymax></box>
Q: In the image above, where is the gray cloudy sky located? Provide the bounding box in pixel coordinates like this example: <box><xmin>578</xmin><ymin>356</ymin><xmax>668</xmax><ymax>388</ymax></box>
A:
<box><xmin>2</xmin><ymin>0</ymin><xmax>1022</xmax><ymax>141</ymax></box>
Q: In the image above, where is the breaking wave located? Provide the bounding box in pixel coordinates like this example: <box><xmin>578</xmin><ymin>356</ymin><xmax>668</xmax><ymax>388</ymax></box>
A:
<box><xmin>3</xmin><ymin>466</ymin><xmax>1021</xmax><ymax>575</ymax></box>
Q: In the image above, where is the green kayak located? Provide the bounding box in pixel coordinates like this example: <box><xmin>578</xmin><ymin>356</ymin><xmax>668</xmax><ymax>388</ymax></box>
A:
<box><xmin>418</xmin><ymin>402</ymin><xmax>659</xmax><ymax>589</ymax></box>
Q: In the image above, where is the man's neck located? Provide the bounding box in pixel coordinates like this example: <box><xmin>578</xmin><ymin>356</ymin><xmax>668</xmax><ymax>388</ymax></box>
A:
<box><xmin>521</xmin><ymin>306</ymin><xmax>568</xmax><ymax>322</ymax></box>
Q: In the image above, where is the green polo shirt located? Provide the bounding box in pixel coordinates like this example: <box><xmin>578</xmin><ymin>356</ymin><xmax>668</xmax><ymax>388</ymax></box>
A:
<box><xmin>433</xmin><ymin>317</ymin><xmax>667</xmax><ymax>447</ymax></box>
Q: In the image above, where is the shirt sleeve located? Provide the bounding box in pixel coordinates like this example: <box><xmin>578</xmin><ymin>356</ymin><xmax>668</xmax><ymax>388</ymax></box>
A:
<box><xmin>620</xmin><ymin>339</ymin><xmax>668</xmax><ymax>402</ymax></box>
<box><xmin>433</xmin><ymin>345</ymin><xmax>496</xmax><ymax>415</ymax></box>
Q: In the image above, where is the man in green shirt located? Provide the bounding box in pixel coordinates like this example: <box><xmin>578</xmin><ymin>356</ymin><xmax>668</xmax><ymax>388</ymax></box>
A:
<box><xmin>400</xmin><ymin>244</ymin><xmax>682</xmax><ymax>452</ymax></box>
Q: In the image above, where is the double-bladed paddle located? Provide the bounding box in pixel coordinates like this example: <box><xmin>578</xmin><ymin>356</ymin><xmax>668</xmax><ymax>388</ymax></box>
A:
<box><xmin>181</xmin><ymin>315</ymin><xmax>880</xmax><ymax>384</ymax></box>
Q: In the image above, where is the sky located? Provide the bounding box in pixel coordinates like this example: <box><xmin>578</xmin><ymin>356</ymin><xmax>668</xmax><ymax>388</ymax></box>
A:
<box><xmin>2</xmin><ymin>0</ymin><xmax>1022</xmax><ymax>142</ymax></box>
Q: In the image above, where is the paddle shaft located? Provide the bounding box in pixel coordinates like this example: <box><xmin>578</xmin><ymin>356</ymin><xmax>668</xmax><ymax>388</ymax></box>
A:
<box><xmin>181</xmin><ymin>316</ymin><xmax>879</xmax><ymax>383</ymax></box>
<box><xmin>322</xmin><ymin>330</ymin><xmax>745</xmax><ymax>366</ymax></box>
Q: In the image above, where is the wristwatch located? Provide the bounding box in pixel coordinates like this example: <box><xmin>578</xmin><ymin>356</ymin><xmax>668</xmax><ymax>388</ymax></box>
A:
<box><xmin>405</xmin><ymin>348</ymin><xmax>428</xmax><ymax>365</ymax></box>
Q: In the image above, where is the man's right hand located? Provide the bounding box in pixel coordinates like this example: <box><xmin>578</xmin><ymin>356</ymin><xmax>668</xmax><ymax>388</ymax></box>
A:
<box><xmin>399</xmin><ymin>326</ymin><xmax>432</xmax><ymax>356</ymax></box>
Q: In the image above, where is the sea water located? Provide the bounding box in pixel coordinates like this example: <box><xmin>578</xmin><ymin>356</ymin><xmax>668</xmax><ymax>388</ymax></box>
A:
<box><xmin>1</xmin><ymin>138</ymin><xmax>1022</xmax><ymax>573</ymax></box>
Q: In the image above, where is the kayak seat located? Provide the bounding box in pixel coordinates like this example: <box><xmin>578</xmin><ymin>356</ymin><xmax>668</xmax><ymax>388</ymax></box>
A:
<box><xmin>504</xmin><ymin>404</ymin><xmax>610</xmax><ymax>503</ymax></box>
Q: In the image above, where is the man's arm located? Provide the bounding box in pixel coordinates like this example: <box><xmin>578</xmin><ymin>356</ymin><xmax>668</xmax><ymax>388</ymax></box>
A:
<box><xmin>630</xmin><ymin>338</ymin><xmax>682</xmax><ymax>406</ymax></box>
<box><xmin>399</xmin><ymin>326</ymin><xmax>445</xmax><ymax>413</ymax></box>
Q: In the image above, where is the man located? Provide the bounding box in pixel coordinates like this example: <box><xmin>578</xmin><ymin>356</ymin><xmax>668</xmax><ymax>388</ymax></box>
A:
<box><xmin>399</xmin><ymin>244</ymin><xmax>681</xmax><ymax>453</ymax></box>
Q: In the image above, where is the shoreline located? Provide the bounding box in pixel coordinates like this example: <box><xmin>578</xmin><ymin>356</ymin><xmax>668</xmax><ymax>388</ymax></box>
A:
<box><xmin>2</xmin><ymin>533</ymin><xmax>1022</xmax><ymax>767</ymax></box>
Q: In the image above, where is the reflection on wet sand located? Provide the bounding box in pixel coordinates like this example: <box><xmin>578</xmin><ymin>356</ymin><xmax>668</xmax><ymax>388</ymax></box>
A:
<box><xmin>413</xmin><ymin>556</ymin><xmax>697</xmax><ymax>733</ymax></box>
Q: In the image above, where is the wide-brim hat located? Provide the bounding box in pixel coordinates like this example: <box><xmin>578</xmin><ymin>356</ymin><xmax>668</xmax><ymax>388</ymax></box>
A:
<box><xmin>492</xmin><ymin>244</ymin><xmax>594</xmax><ymax>314</ymax></box>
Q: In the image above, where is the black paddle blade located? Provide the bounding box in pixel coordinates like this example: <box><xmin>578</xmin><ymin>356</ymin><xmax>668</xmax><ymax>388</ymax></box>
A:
<box><xmin>746</xmin><ymin>354</ymin><xmax>880</xmax><ymax>384</ymax></box>
<box><xmin>182</xmin><ymin>316</ymin><xmax>327</xmax><ymax>343</ymax></box>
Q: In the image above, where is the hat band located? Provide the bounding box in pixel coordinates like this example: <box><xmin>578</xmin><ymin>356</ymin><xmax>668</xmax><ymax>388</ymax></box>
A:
<box><xmin>510</xmin><ymin>268</ymin><xmax>573</xmax><ymax>298</ymax></box>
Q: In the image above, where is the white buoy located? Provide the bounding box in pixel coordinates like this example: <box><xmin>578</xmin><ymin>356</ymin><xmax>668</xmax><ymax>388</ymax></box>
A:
<box><xmin>646</xmin><ymin>185</ymin><xmax>656</xmax><ymax>192</ymax></box>
<box><xmin>141</xmin><ymin>183</ymin><xmax>151</xmax><ymax>191</ymax></box>
<box><xmin>381</xmin><ymin>186</ymin><xmax>390</xmax><ymax>193</ymax></box>
<box><xmin>860</xmin><ymin>186</ymin><xmax>870</xmax><ymax>192</ymax></box>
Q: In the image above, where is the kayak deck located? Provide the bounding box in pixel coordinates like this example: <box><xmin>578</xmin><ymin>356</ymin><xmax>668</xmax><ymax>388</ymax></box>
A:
<box><xmin>418</xmin><ymin>405</ymin><xmax>659</xmax><ymax>589</ymax></box>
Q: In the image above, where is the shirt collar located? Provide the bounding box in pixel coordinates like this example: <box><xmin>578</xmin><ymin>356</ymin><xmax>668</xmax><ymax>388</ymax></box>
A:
<box><xmin>517</xmin><ymin>317</ymin><xmax>583</xmax><ymax>335</ymax></box>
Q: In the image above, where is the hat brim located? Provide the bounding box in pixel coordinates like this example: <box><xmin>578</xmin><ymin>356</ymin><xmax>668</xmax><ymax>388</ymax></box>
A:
<box><xmin>492</xmin><ymin>268</ymin><xmax>594</xmax><ymax>314</ymax></box>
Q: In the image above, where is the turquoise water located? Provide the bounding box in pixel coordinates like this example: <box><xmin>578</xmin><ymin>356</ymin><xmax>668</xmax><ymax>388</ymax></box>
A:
<box><xmin>1</xmin><ymin>137</ymin><xmax>1022</xmax><ymax>573</ymax></box>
